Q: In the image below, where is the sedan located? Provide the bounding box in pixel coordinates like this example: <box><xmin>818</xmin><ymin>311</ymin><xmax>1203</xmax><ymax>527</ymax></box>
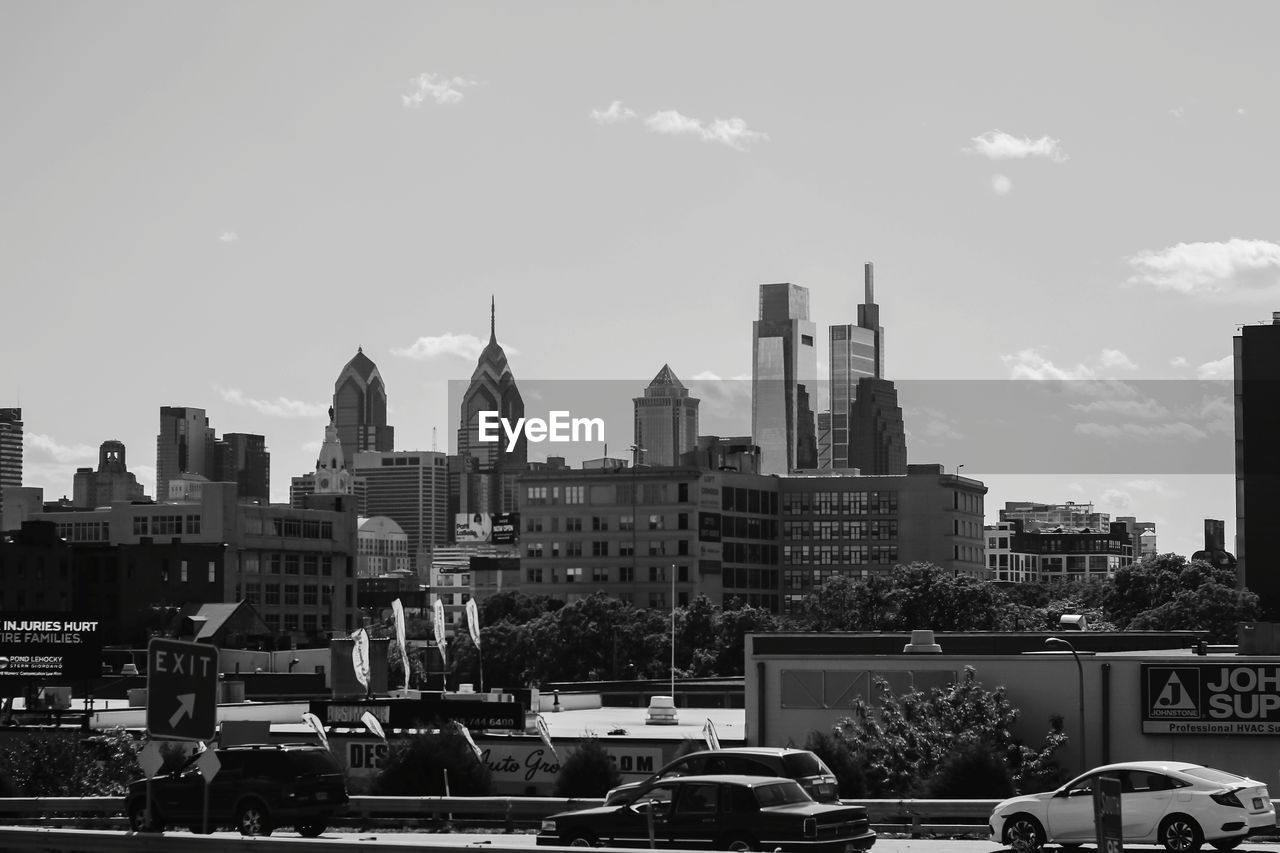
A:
<box><xmin>539</xmin><ymin>774</ymin><xmax>876</xmax><ymax>852</ymax></box>
<box><xmin>990</xmin><ymin>761</ymin><xmax>1275</xmax><ymax>853</ymax></box>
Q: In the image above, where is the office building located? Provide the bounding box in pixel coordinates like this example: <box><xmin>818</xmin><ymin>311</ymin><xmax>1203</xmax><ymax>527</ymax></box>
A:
<box><xmin>453</xmin><ymin>299</ymin><xmax>527</xmax><ymax>518</ymax></box>
<box><xmin>514</xmin><ymin>463</ymin><xmax>986</xmax><ymax>615</ymax></box>
<box><xmin>633</xmin><ymin>365</ymin><xmax>699</xmax><ymax>467</ymax></box>
<box><xmin>353</xmin><ymin>450</ymin><xmax>450</xmax><ymax>574</ymax></box>
<box><xmin>333</xmin><ymin>347</ymin><xmax>395</xmax><ymax>464</ymax></box>
<box><xmin>72</xmin><ymin>440</ymin><xmax>150</xmax><ymax>507</ymax></box>
<box><xmin>0</xmin><ymin>408</ymin><xmax>23</xmax><ymax>519</ymax></box>
<box><xmin>216</xmin><ymin>433</ymin><xmax>270</xmax><ymax>504</ymax></box>
<box><xmin>752</xmin><ymin>283</ymin><xmax>818</xmax><ymax>476</ymax></box>
<box><xmin>1000</xmin><ymin>501</ymin><xmax>1110</xmax><ymax>531</ymax></box>
<box><xmin>156</xmin><ymin>407</ymin><xmax>215</xmax><ymax>501</ymax></box>
<box><xmin>357</xmin><ymin>515</ymin><xmax>412</xmax><ymax>577</ymax></box>
<box><xmin>1115</xmin><ymin>516</ymin><xmax>1157</xmax><ymax>560</ymax></box>
<box><xmin>828</xmin><ymin>264</ymin><xmax>883</xmax><ymax>469</ymax></box>
<box><xmin>9</xmin><ymin>482</ymin><xmax>361</xmax><ymax>644</ymax></box>
<box><xmin>1235</xmin><ymin>314</ymin><xmax>1280</xmax><ymax>615</ymax></box>
<box><xmin>846</xmin><ymin>377</ymin><xmax>907</xmax><ymax>474</ymax></box>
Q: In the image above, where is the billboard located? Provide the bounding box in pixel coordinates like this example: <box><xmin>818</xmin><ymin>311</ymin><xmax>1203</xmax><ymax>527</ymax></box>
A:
<box><xmin>492</xmin><ymin>512</ymin><xmax>518</xmax><ymax>545</ymax></box>
<box><xmin>455</xmin><ymin>513</ymin><xmax>493</xmax><ymax>543</ymax></box>
<box><xmin>0</xmin><ymin>614</ymin><xmax>104</xmax><ymax>689</ymax></box>
<box><xmin>1141</xmin><ymin>663</ymin><xmax>1280</xmax><ymax>734</ymax></box>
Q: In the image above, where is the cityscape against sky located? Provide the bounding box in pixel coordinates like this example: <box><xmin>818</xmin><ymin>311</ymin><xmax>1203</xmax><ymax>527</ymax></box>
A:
<box><xmin>3</xmin><ymin>2</ymin><xmax>1278</xmax><ymax>560</ymax></box>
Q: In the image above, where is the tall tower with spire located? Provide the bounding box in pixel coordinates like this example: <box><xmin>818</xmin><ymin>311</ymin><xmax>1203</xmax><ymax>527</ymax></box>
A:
<box><xmin>333</xmin><ymin>347</ymin><xmax>394</xmax><ymax>464</ymax></box>
<box><xmin>633</xmin><ymin>365</ymin><xmax>700</xmax><ymax>466</ymax></box>
<box><xmin>314</xmin><ymin>407</ymin><xmax>353</xmax><ymax>495</ymax></box>
<box><xmin>453</xmin><ymin>298</ymin><xmax>527</xmax><ymax>519</ymax></box>
<box><xmin>825</xmin><ymin>263</ymin><xmax>886</xmax><ymax>469</ymax></box>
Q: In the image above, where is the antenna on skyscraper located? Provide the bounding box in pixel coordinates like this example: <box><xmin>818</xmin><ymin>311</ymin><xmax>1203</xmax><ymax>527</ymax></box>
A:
<box><xmin>432</xmin><ymin>427</ymin><xmax>438</xmax><ymax>452</ymax></box>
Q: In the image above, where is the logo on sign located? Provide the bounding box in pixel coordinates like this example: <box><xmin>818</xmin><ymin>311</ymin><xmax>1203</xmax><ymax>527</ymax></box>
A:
<box><xmin>1149</xmin><ymin>667</ymin><xmax>1200</xmax><ymax>718</ymax></box>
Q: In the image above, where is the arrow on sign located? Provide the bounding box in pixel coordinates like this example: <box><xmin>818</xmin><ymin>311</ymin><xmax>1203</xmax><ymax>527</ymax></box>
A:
<box><xmin>169</xmin><ymin>693</ymin><xmax>195</xmax><ymax>728</ymax></box>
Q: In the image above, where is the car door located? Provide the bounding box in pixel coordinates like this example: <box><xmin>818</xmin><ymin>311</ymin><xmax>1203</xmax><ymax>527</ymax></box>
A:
<box><xmin>623</xmin><ymin>782</ymin><xmax>678</xmax><ymax>848</ymax></box>
<box><xmin>154</xmin><ymin>761</ymin><xmax>205</xmax><ymax>823</ymax></box>
<box><xmin>665</xmin><ymin>782</ymin><xmax>721</xmax><ymax>850</ymax></box>
<box><xmin>1045</xmin><ymin>774</ymin><xmax>1101</xmax><ymax>843</ymax></box>
<box><xmin>1118</xmin><ymin>770</ymin><xmax>1176</xmax><ymax>838</ymax></box>
<box><xmin>206</xmin><ymin>752</ymin><xmax>245</xmax><ymax>823</ymax></box>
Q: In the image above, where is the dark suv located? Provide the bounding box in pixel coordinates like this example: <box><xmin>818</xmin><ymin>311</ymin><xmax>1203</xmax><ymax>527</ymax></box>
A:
<box><xmin>126</xmin><ymin>743</ymin><xmax>349</xmax><ymax>837</ymax></box>
<box><xmin>605</xmin><ymin>748</ymin><xmax>841</xmax><ymax>806</ymax></box>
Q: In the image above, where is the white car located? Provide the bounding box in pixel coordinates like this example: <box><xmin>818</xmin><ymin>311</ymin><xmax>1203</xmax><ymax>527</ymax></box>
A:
<box><xmin>990</xmin><ymin>761</ymin><xmax>1275</xmax><ymax>853</ymax></box>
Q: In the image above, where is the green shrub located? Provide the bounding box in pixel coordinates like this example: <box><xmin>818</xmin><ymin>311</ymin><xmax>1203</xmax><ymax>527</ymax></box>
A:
<box><xmin>0</xmin><ymin>728</ymin><xmax>143</xmax><ymax>796</ymax></box>
<box><xmin>554</xmin><ymin>737</ymin><xmax>621</xmax><ymax>797</ymax></box>
<box><xmin>803</xmin><ymin>730</ymin><xmax>867</xmax><ymax>798</ymax></box>
<box><xmin>924</xmin><ymin>739</ymin><xmax>1015</xmax><ymax>798</ymax></box>
<box><xmin>374</xmin><ymin>728</ymin><xmax>492</xmax><ymax>796</ymax></box>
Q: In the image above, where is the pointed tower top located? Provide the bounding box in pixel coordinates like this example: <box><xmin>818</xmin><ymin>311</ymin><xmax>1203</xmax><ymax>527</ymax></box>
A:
<box><xmin>648</xmin><ymin>364</ymin><xmax>685</xmax><ymax>388</ymax></box>
<box><xmin>490</xmin><ymin>295</ymin><xmax>496</xmax><ymax>344</ymax></box>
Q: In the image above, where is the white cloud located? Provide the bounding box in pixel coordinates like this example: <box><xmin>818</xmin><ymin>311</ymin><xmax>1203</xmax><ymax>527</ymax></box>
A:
<box><xmin>965</xmin><ymin>130</ymin><xmax>1069</xmax><ymax>163</ymax></box>
<box><xmin>218</xmin><ymin>231</ymin><xmax>238</xmax><ymax>243</ymax></box>
<box><xmin>217</xmin><ymin>387</ymin><xmax>327</xmax><ymax>418</ymax></box>
<box><xmin>391</xmin><ymin>333</ymin><xmax>517</xmax><ymax>361</ymax></box>
<box><xmin>691</xmin><ymin>370</ymin><xmax>722</xmax><ymax>381</ymax></box>
<box><xmin>1170</xmin><ymin>356</ymin><xmax>1189</xmax><ymax>368</ymax></box>
<box><xmin>1126</xmin><ymin>238</ymin><xmax>1280</xmax><ymax>298</ymax></box>
<box><xmin>1238</xmin><ymin>108</ymin><xmax>1247</xmax><ymax>116</ymax></box>
<box><xmin>591</xmin><ymin>101</ymin><xmax>637</xmax><ymax>124</ymax></box>
<box><xmin>1099</xmin><ymin>349</ymin><xmax>1138</xmax><ymax>371</ymax></box>
<box><xmin>402</xmin><ymin>73</ymin><xmax>479</xmax><ymax>107</ymax></box>
<box><xmin>1075</xmin><ymin>422</ymin><xmax>1209</xmax><ymax>441</ymax></box>
<box><xmin>1195</xmin><ymin>355</ymin><xmax>1233</xmax><ymax>379</ymax></box>
<box><xmin>991</xmin><ymin>174</ymin><xmax>1012</xmax><ymax>196</ymax></box>
<box><xmin>1069</xmin><ymin>398</ymin><xmax>1170</xmax><ymax>419</ymax></box>
<box><xmin>1169</xmin><ymin>106</ymin><xmax>1185</xmax><ymax>119</ymax></box>
<box><xmin>1001</xmin><ymin>349</ymin><xmax>1096</xmax><ymax>381</ymax></box>
<box><xmin>643</xmin><ymin>110</ymin><xmax>769</xmax><ymax>151</ymax></box>
<box><xmin>1099</xmin><ymin>488</ymin><xmax>1133</xmax><ymax>511</ymax></box>
<box><xmin>24</xmin><ymin>433</ymin><xmax>97</xmax><ymax>464</ymax></box>
<box><xmin>906</xmin><ymin>407</ymin><xmax>965</xmax><ymax>441</ymax></box>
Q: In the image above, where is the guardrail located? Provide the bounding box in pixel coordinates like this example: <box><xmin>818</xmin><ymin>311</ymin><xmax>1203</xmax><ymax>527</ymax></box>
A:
<box><xmin>0</xmin><ymin>795</ymin><xmax>999</xmax><ymax>836</ymax></box>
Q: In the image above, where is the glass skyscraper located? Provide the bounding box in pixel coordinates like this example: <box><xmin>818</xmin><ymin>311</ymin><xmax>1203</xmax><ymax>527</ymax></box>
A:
<box><xmin>751</xmin><ymin>283</ymin><xmax>817</xmax><ymax>476</ymax></box>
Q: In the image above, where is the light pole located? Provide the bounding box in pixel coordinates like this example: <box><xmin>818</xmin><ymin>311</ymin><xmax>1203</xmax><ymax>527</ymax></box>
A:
<box><xmin>1046</xmin><ymin>636</ymin><xmax>1087</xmax><ymax>771</ymax></box>
<box><xmin>670</xmin><ymin>561</ymin><xmax>677</xmax><ymax>702</ymax></box>
<box><xmin>628</xmin><ymin>444</ymin><xmax>644</xmax><ymax>587</ymax></box>
<box><xmin>956</xmin><ymin>463</ymin><xmax>965</xmax><ymax>477</ymax></box>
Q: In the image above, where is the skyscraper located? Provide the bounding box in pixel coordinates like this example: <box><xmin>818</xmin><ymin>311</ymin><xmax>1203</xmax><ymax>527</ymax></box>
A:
<box><xmin>0</xmin><ymin>408</ymin><xmax>22</xmax><ymax>519</ymax></box>
<box><xmin>751</xmin><ymin>283</ymin><xmax>817</xmax><ymax>476</ymax></box>
<box><xmin>454</xmin><ymin>298</ymin><xmax>526</xmax><ymax>517</ymax></box>
<box><xmin>333</xmin><ymin>348</ymin><xmax>394</xmax><ymax>465</ymax></box>
<box><xmin>633</xmin><ymin>365</ymin><xmax>699</xmax><ymax>466</ymax></box>
<box><xmin>1235</xmin><ymin>313</ymin><xmax>1280</xmax><ymax>616</ymax></box>
<box><xmin>847</xmin><ymin>377</ymin><xmax>907</xmax><ymax>474</ymax></box>
<box><xmin>216</xmin><ymin>433</ymin><xmax>270</xmax><ymax>504</ymax></box>
<box><xmin>828</xmin><ymin>263</ymin><xmax>883</xmax><ymax>469</ymax></box>
<box><xmin>156</xmin><ymin>407</ymin><xmax>215</xmax><ymax>501</ymax></box>
<box><xmin>354</xmin><ymin>450</ymin><xmax>450</xmax><ymax>573</ymax></box>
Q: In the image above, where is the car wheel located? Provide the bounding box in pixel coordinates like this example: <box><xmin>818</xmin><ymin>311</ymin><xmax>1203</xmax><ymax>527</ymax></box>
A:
<box><xmin>1211</xmin><ymin>841</ymin><xmax>1242</xmax><ymax>852</ymax></box>
<box><xmin>127</xmin><ymin>799</ymin><xmax>162</xmax><ymax>833</ymax></box>
<box><xmin>565</xmin><ymin>829</ymin><xmax>598</xmax><ymax>847</ymax></box>
<box><xmin>720</xmin><ymin>832</ymin><xmax>759</xmax><ymax>851</ymax></box>
<box><xmin>297</xmin><ymin>822</ymin><xmax>326</xmax><ymax>838</ymax></box>
<box><xmin>1004</xmin><ymin>813</ymin><xmax>1045</xmax><ymax>852</ymax></box>
<box><xmin>1160</xmin><ymin>814</ymin><xmax>1204</xmax><ymax>853</ymax></box>
<box><xmin>236</xmin><ymin>800</ymin><xmax>274</xmax><ymax>837</ymax></box>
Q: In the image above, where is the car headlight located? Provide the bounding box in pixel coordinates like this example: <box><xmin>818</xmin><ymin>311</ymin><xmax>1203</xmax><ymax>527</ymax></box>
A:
<box><xmin>541</xmin><ymin>820</ymin><xmax>557</xmax><ymax>832</ymax></box>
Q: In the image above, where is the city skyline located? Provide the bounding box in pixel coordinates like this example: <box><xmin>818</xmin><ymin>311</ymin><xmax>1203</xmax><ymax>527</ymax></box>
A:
<box><xmin>4</xmin><ymin>2</ymin><xmax>1276</xmax><ymax>560</ymax></box>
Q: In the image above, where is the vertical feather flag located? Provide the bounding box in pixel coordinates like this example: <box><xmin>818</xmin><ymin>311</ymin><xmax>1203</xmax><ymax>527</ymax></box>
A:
<box><xmin>351</xmin><ymin>627</ymin><xmax>370</xmax><ymax>692</ymax></box>
<box><xmin>433</xmin><ymin>597</ymin><xmax>448</xmax><ymax>671</ymax></box>
<box><xmin>703</xmin><ymin>718</ymin><xmax>721</xmax><ymax>750</ymax></box>
<box><xmin>454</xmin><ymin>720</ymin><xmax>484</xmax><ymax>763</ymax></box>
<box><xmin>301</xmin><ymin>712</ymin><xmax>331</xmax><ymax>752</ymax></box>
<box><xmin>534</xmin><ymin>713</ymin><xmax>559</xmax><ymax>762</ymax></box>
<box><xmin>391</xmin><ymin>598</ymin><xmax>409</xmax><ymax>691</ymax></box>
<box><xmin>361</xmin><ymin>710</ymin><xmax>387</xmax><ymax>742</ymax></box>
<box><xmin>465</xmin><ymin>597</ymin><xmax>481</xmax><ymax>648</ymax></box>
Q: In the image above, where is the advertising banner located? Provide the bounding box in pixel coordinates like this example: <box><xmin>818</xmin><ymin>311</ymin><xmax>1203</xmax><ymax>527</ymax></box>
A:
<box><xmin>0</xmin><ymin>614</ymin><xmax>103</xmax><ymax>688</ymax></box>
<box><xmin>1141</xmin><ymin>664</ymin><xmax>1280</xmax><ymax>734</ymax></box>
<box><xmin>492</xmin><ymin>513</ymin><xmax>518</xmax><ymax>545</ymax></box>
<box><xmin>455</xmin><ymin>513</ymin><xmax>493</xmax><ymax>543</ymax></box>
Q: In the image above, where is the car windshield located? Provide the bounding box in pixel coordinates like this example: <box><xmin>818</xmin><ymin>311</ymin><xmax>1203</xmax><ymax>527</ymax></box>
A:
<box><xmin>754</xmin><ymin>781</ymin><xmax>812</xmax><ymax>807</ymax></box>
<box><xmin>781</xmin><ymin>753</ymin><xmax>832</xmax><ymax>777</ymax></box>
<box><xmin>1182</xmin><ymin>767</ymin><xmax>1248</xmax><ymax>785</ymax></box>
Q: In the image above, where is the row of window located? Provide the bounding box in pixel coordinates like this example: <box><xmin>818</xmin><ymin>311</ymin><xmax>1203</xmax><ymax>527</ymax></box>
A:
<box><xmin>56</xmin><ymin>521</ymin><xmax>110</xmax><ymax>542</ymax></box>
<box><xmin>782</xmin><ymin>567</ymin><xmax>872</xmax><ymax>592</ymax></box>
<box><xmin>526</xmin><ymin>483</ymin><xmax>690</xmax><ymax>506</ymax></box>
<box><xmin>241</xmin><ymin>553</ymin><xmax>337</xmax><ymax>576</ymax></box>
<box><xmin>159</xmin><ymin>561</ymin><xmax>217</xmax><ymax>584</ymax></box>
<box><xmin>133</xmin><ymin>515</ymin><xmax>201</xmax><ymax>536</ymax></box>
<box><xmin>720</xmin><ymin>488</ymin><xmax>780</xmax><ymax>516</ymax></box>
<box><xmin>783</xmin><ymin>544</ymin><xmax>900</xmax><ymax>565</ymax></box>
<box><xmin>782</xmin><ymin>491</ymin><xmax>898</xmax><ymax>516</ymax></box>
<box><xmin>723</xmin><ymin>566</ymin><xmax>779</xmax><ymax>590</ymax></box>
<box><xmin>526</xmin><ymin>540</ymin><xmax>691</xmax><ymax>558</ymax></box>
<box><xmin>784</xmin><ymin>520</ymin><xmax>898</xmax><ymax>541</ymax></box>
<box><xmin>243</xmin><ymin>583</ymin><xmax>336</xmax><ymax>606</ymax></box>
<box><xmin>270</xmin><ymin>517</ymin><xmax>335</xmax><ymax>540</ymax></box>
<box><xmin>526</xmin><ymin>513</ymin><xmax>691</xmax><ymax>533</ymax></box>
<box><xmin>721</xmin><ymin>542</ymin><xmax>781</xmax><ymax>565</ymax></box>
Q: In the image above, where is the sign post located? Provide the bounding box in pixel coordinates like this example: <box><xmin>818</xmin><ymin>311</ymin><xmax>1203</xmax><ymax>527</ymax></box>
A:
<box><xmin>145</xmin><ymin>638</ymin><xmax>219</xmax><ymax>742</ymax></box>
<box><xmin>1094</xmin><ymin>775</ymin><xmax>1123</xmax><ymax>853</ymax></box>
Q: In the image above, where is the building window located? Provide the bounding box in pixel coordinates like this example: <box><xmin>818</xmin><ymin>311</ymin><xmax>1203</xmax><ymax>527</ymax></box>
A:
<box><xmin>527</xmin><ymin>568</ymin><xmax>544</xmax><ymax>583</ymax></box>
<box><xmin>526</xmin><ymin>542</ymin><xmax>544</xmax><ymax>558</ymax></box>
<box><xmin>566</xmin><ymin>518</ymin><xmax>583</xmax><ymax>532</ymax></box>
<box><xmin>527</xmin><ymin>487</ymin><xmax>548</xmax><ymax>505</ymax></box>
<box><xmin>185</xmin><ymin>515</ymin><xmax>202</xmax><ymax>535</ymax></box>
<box><xmin>592</xmin><ymin>541</ymin><xmax>609</xmax><ymax>557</ymax></box>
<box><xmin>565</xmin><ymin>486</ymin><xmax>585</xmax><ymax>504</ymax></box>
<box><xmin>620</xmin><ymin>566</ymin><xmax>634</xmax><ymax>583</ymax></box>
<box><xmin>180</xmin><ymin>561</ymin><xmax>188</xmax><ymax>583</ymax></box>
<box><xmin>619</xmin><ymin>541</ymin><xmax>634</xmax><ymax>557</ymax></box>
<box><xmin>285</xmin><ymin>555</ymin><xmax>300</xmax><ymax>575</ymax></box>
<box><xmin>245</xmin><ymin>583</ymin><xmax>261</xmax><ymax>604</ymax></box>
<box><xmin>303</xmin><ymin>555</ymin><xmax>318</xmax><ymax>575</ymax></box>
<box><xmin>284</xmin><ymin>615</ymin><xmax>299</xmax><ymax>633</ymax></box>
<box><xmin>619</xmin><ymin>515</ymin><xmax>634</xmax><ymax>532</ymax></box>
<box><xmin>592</xmin><ymin>568</ymin><xmax>608</xmax><ymax>582</ymax></box>
<box><xmin>526</xmin><ymin>517</ymin><xmax>544</xmax><ymax>532</ymax></box>
<box><xmin>303</xmin><ymin>585</ymin><xmax>318</xmax><ymax>606</ymax></box>
<box><xmin>592</xmin><ymin>517</ymin><xmax>609</xmax><ymax>531</ymax></box>
<box><xmin>566</xmin><ymin>567</ymin><xmax>582</xmax><ymax>583</ymax></box>
<box><xmin>285</xmin><ymin>584</ymin><xmax>300</xmax><ymax>605</ymax></box>
<box><xmin>648</xmin><ymin>514</ymin><xmax>664</xmax><ymax>530</ymax></box>
<box><xmin>207</xmin><ymin>561</ymin><xmax>216</xmax><ymax>583</ymax></box>
<box><xmin>265</xmin><ymin>584</ymin><xmax>281</xmax><ymax>605</ymax></box>
<box><xmin>649</xmin><ymin>566</ymin><xmax>667</xmax><ymax>582</ymax></box>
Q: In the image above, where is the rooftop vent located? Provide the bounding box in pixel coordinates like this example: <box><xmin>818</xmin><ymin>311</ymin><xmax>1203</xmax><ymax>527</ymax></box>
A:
<box><xmin>903</xmin><ymin>629</ymin><xmax>942</xmax><ymax>654</ymax></box>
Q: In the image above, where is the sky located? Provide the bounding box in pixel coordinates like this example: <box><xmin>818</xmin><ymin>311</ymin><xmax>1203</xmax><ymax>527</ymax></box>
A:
<box><xmin>3</xmin><ymin>1</ymin><xmax>1278</xmax><ymax>561</ymax></box>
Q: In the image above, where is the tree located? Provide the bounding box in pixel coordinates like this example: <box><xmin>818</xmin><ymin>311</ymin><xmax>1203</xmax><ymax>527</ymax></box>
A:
<box><xmin>1104</xmin><ymin>554</ymin><xmax>1258</xmax><ymax>641</ymax></box>
<box><xmin>374</xmin><ymin>729</ymin><xmax>492</xmax><ymax>796</ymax></box>
<box><xmin>553</xmin><ymin>737</ymin><xmax>621</xmax><ymax>797</ymax></box>
<box><xmin>0</xmin><ymin>728</ymin><xmax>143</xmax><ymax>796</ymax></box>
<box><xmin>833</xmin><ymin>667</ymin><xmax>1066</xmax><ymax>797</ymax></box>
<box><xmin>889</xmin><ymin>563</ymin><xmax>1009</xmax><ymax>632</ymax></box>
<box><xmin>803</xmin><ymin>730</ymin><xmax>866</xmax><ymax>798</ymax></box>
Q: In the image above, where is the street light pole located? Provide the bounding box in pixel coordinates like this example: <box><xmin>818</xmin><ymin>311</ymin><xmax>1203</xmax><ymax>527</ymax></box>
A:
<box><xmin>671</xmin><ymin>561</ymin><xmax>676</xmax><ymax>702</ymax></box>
<box><xmin>1046</xmin><ymin>636</ymin><xmax>1087</xmax><ymax>771</ymax></box>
